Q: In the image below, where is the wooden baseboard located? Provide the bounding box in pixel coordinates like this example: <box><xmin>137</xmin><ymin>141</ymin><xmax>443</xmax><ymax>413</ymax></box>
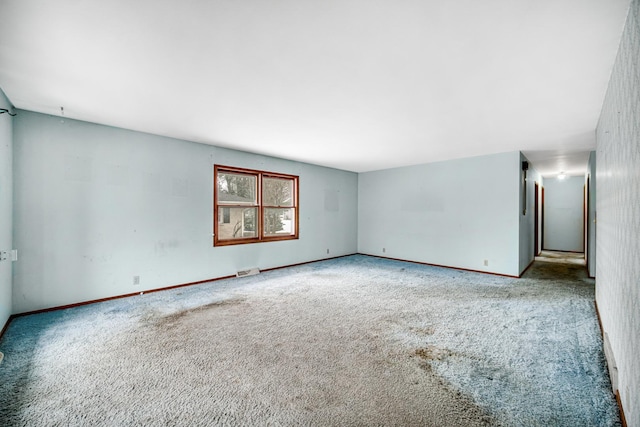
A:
<box><xmin>9</xmin><ymin>254</ymin><xmax>357</xmax><ymax>319</ymax></box>
<box><xmin>10</xmin><ymin>276</ymin><xmax>234</xmax><ymax>320</ymax></box>
<box><xmin>594</xmin><ymin>300</ymin><xmax>604</xmax><ymax>337</ymax></box>
<box><xmin>0</xmin><ymin>314</ymin><xmax>14</xmax><ymax>341</ymax></box>
<box><xmin>359</xmin><ymin>253</ymin><xmax>520</xmax><ymax>278</ymax></box>
<box><xmin>540</xmin><ymin>249</ymin><xmax>585</xmax><ymax>254</ymax></box>
<box><xmin>0</xmin><ymin>253</ymin><xmax>523</xmax><ymax>325</ymax></box>
<box><xmin>615</xmin><ymin>390</ymin><xmax>628</xmax><ymax>427</ymax></box>
<box><xmin>519</xmin><ymin>259</ymin><xmax>536</xmax><ymax>277</ymax></box>
<box><xmin>594</xmin><ymin>300</ymin><xmax>628</xmax><ymax>427</ymax></box>
<box><xmin>261</xmin><ymin>253</ymin><xmax>354</xmax><ymax>273</ymax></box>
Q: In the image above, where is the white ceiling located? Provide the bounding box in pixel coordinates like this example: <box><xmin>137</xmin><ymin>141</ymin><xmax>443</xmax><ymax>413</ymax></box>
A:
<box><xmin>0</xmin><ymin>0</ymin><xmax>630</xmax><ymax>175</ymax></box>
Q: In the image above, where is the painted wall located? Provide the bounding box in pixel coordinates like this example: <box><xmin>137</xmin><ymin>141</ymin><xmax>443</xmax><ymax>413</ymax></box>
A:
<box><xmin>518</xmin><ymin>153</ymin><xmax>541</xmax><ymax>274</ymax></box>
<box><xmin>358</xmin><ymin>151</ymin><xmax>521</xmax><ymax>277</ymax></box>
<box><xmin>542</xmin><ymin>176</ymin><xmax>584</xmax><ymax>252</ymax></box>
<box><xmin>0</xmin><ymin>89</ymin><xmax>13</xmax><ymax>330</ymax></box>
<box><xmin>12</xmin><ymin>111</ymin><xmax>358</xmax><ymax>313</ymax></box>
<box><xmin>587</xmin><ymin>151</ymin><xmax>596</xmax><ymax>278</ymax></box>
<box><xmin>596</xmin><ymin>0</ymin><xmax>640</xmax><ymax>423</ymax></box>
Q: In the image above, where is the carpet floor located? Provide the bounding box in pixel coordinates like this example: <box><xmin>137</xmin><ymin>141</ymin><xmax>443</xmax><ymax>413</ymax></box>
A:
<box><xmin>535</xmin><ymin>250</ymin><xmax>586</xmax><ymax>266</ymax></box>
<box><xmin>0</xmin><ymin>255</ymin><xmax>620</xmax><ymax>426</ymax></box>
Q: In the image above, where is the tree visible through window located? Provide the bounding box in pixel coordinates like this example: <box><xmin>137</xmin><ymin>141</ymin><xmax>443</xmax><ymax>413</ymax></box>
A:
<box><xmin>214</xmin><ymin>165</ymin><xmax>299</xmax><ymax>246</ymax></box>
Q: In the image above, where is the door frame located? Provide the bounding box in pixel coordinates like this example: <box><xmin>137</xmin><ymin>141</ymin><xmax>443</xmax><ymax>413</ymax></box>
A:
<box><xmin>534</xmin><ymin>182</ymin><xmax>540</xmax><ymax>256</ymax></box>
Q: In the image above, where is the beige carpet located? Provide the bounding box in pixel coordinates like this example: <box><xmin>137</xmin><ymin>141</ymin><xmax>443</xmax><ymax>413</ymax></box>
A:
<box><xmin>0</xmin><ymin>255</ymin><xmax>619</xmax><ymax>426</ymax></box>
<box><xmin>535</xmin><ymin>250</ymin><xmax>586</xmax><ymax>265</ymax></box>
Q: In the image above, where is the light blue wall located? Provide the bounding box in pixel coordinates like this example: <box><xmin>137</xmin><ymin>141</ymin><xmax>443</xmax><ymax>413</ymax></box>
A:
<box><xmin>518</xmin><ymin>153</ymin><xmax>541</xmax><ymax>274</ymax></box>
<box><xmin>12</xmin><ymin>111</ymin><xmax>358</xmax><ymax>313</ymax></box>
<box><xmin>596</xmin><ymin>0</ymin><xmax>640</xmax><ymax>422</ymax></box>
<box><xmin>0</xmin><ymin>89</ymin><xmax>13</xmax><ymax>330</ymax></box>
<box><xmin>358</xmin><ymin>151</ymin><xmax>521</xmax><ymax>276</ymax></box>
<box><xmin>542</xmin><ymin>176</ymin><xmax>584</xmax><ymax>252</ymax></box>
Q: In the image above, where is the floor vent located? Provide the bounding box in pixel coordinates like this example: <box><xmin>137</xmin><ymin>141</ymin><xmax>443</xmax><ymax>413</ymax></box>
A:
<box><xmin>237</xmin><ymin>268</ymin><xmax>260</xmax><ymax>278</ymax></box>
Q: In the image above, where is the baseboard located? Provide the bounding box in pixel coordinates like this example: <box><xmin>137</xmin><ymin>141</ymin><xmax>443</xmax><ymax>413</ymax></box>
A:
<box><xmin>0</xmin><ymin>253</ymin><xmax>519</xmax><ymax>322</ymax></box>
<box><xmin>261</xmin><ymin>253</ymin><xmax>355</xmax><ymax>273</ymax></box>
<box><xmin>358</xmin><ymin>253</ymin><xmax>520</xmax><ymax>278</ymax></box>
<box><xmin>9</xmin><ymin>276</ymin><xmax>223</xmax><ymax>319</ymax></box>
<box><xmin>519</xmin><ymin>259</ymin><xmax>536</xmax><ymax>277</ymax></box>
<box><xmin>594</xmin><ymin>300</ymin><xmax>628</xmax><ymax>427</ymax></box>
<box><xmin>0</xmin><ymin>314</ymin><xmax>14</xmax><ymax>341</ymax></box>
<box><xmin>10</xmin><ymin>253</ymin><xmax>357</xmax><ymax>319</ymax></box>
<box><xmin>541</xmin><ymin>249</ymin><xmax>585</xmax><ymax>254</ymax></box>
<box><xmin>594</xmin><ymin>300</ymin><xmax>604</xmax><ymax>338</ymax></box>
<box><xmin>615</xmin><ymin>390</ymin><xmax>628</xmax><ymax>427</ymax></box>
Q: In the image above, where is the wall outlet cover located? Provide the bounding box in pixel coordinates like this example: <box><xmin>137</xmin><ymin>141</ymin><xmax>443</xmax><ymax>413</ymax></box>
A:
<box><xmin>237</xmin><ymin>268</ymin><xmax>260</xmax><ymax>278</ymax></box>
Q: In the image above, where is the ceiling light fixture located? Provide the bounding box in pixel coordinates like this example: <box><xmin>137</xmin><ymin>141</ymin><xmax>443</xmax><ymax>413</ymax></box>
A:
<box><xmin>558</xmin><ymin>172</ymin><xmax>567</xmax><ymax>180</ymax></box>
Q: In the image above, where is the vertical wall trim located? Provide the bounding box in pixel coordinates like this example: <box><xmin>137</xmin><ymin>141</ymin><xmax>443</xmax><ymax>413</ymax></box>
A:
<box><xmin>594</xmin><ymin>301</ymin><xmax>627</xmax><ymax>426</ymax></box>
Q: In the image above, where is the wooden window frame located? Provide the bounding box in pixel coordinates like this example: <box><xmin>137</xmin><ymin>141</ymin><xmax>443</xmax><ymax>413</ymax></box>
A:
<box><xmin>214</xmin><ymin>165</ymin><xmax>299</xmax><ymax>246</ymax></box>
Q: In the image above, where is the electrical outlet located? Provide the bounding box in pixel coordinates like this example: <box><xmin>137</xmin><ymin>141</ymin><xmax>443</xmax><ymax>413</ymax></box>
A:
<box><xmin>11</xmin><ymin>250</ymin><xmax>18</xmax><ymax>261</ymax></box>
<box><xmin>0</xmin><ymin>251</ymin><xmax>7</xmax><ymax>261</ymax></box>
<box><xmin>133</xmin><ymin>275</ymin><xmax>140</xmax><ymax>285</ymax></box>
<box><xmin>484</xmin><ymin>260</ymin><xmax>489</xmax><ymax>266</ymax></box>
<box><xmin>383</xmin><ymin>248</ymin><xmax>386</xmax><ymax>253</ymax></box>
<box><xmin>326</xmin><ymin>249</ymin><xmax>330</xmax><ymax>254</ymax></box>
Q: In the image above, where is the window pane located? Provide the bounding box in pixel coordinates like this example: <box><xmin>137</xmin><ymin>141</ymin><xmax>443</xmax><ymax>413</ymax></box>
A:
<box><xmin>217</xmin><ymin>172</ymin><xmax>257</xmax><ymax>204</ymax></box>
<box><xmin>217</xmin><ymin>207</ymin><xmax>258</xmax><ymax>239</ymax></box>
<box><xmin>263</xmin><ymin>208</ymin><xmax>295</xmax><ymax>236</ymax></box>
<box><xmin>263</xmin><ymin>177</ymin><xmax>294</xmax><ymax>207</ymax></box>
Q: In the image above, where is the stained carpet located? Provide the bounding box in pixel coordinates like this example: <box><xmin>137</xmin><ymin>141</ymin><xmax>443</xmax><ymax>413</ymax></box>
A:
<box><xmin>0</xmin><ymin>255</ymin><xmax>620</xmax><ymax>426</ymax></box>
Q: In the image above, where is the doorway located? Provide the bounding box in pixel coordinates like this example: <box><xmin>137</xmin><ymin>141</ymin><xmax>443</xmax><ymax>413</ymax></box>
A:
<box><xmin>534</xmin><ymin>182</ymin><xmax>540</xmax><ymax>256</ymax></box>
<box><xmin>542</xmin><ymin>176</ymin><xmax>584</xmax><ymax>253</ymax></box>
<box><xmin>584</xmin><ymin>178</ymin><xmax>589</xmax><ymax>269</ymax></box>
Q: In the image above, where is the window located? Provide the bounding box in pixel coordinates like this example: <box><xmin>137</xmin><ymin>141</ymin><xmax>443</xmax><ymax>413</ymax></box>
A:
<box><xmin>222</xmin><ymin>207</ymin><xmax>231</xmax><ymax>224</ymax></box>
<box><xmin>214</xmin><ymin>165</ymin><xmax>299</xmax><ymax>246</ymax></box>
